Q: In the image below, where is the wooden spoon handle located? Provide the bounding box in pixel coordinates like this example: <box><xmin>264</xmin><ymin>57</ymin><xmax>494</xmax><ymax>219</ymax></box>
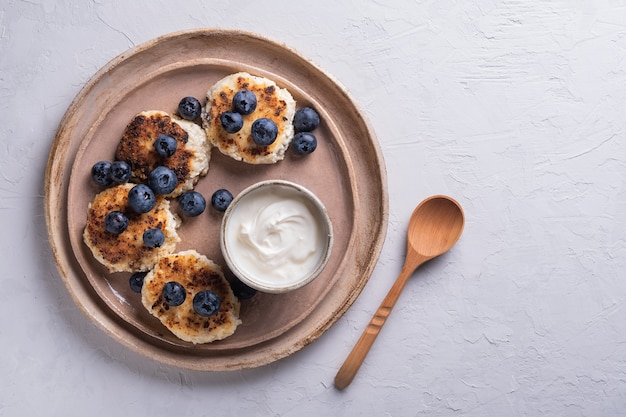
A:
<box><xmin>334</xmin><ymin>261</ymin><xmax>419</xmax><ymax>390</ymax></box>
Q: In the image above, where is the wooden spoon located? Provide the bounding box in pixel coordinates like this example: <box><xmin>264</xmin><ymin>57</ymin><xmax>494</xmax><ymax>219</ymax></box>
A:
<box><xmin>334</xmin><ymin>195</ymin><xmax>465</xmax><ymax>390</ymax></box>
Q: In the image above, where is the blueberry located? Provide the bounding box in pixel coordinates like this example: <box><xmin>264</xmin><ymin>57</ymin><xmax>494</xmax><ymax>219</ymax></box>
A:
<box><xmin>148</xmin><ymin>166</ymin><xmax>178</xmax><ymax>195</ymax></box>
<box><xmin>104</xmin><ymin>211</ymin><xmax>129</xmax><ymax>235</ymax></box>
<box><xmin>230</xmin><ymin>279</ymin><xmax>257</xmax><ymax>300</ymax></box>
<box><xmin>154</xmin><ymin>134</ymin><xmax>178</xmax><ymax>158</ymax></box>
<box><xmin>110</xmin><ymin>160</ymin><xmax>131</xmax><ymax>183</ymax></box>
<box><xmin>178</xmin><ymin>191</ymin><xmax>206</xmax><ymax>217</ymax></box>
<box><xmin>251</xmin><ymin>118</ymin><xmax>278</xmax><ymax>146</ymax></box>
<box><xmin>162</xmin><ymin>281</ymin><xmax>186</xmax><ymax>307</ymax></box>
<box><xmin>143</xmin><ymin>228</ymin><xmax>165</xmax><ymax>248</ymax></box>
<box><xmin>127</xmin><ymin>184</ymin><xmax>156</xmax><ymax>214</ymax></box>
<box><xmin>211</xmin><ymin>189</ymin><xmax>233</xmax><ymax>212</ymax></box>
<box><xmin>178</xmin><ymin>96</ymin><xmax>202</xmax><ymax>120</ymax></box>
<box><xmin>293</xmin><ymin>107</ymin><xmax>320</xmax><ymax>132</ymax></box>
<box><xmin>192</xmin><ymin>290</ymin><xmax>221</xmax><ymax>317</ymax></box>
<box><xmin>232</xmin><ymin>89</ymin><xmax>257</xmax><ymax>115</ymax></box>
<box><xmin>291</xmin><ymin>132</ymin><xmax>318</xmax><ymax>155</ymax></box>
<box><xmin>91</xmin><ymin>160</ymin><xmax>112</xmax><ymax>186</ymax></box>
<box><xmin>220</xmin><ymin>111</ymin><xmax>244</xmax><ymax>133</ymax></box>
<box><xmin>129</xmin><ymin>271</ymin><xmax>147</xmax><ymax>293</ymax></box>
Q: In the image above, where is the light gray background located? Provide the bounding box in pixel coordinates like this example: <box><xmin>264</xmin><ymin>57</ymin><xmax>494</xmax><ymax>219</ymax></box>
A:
<box><xmin>2</xmin><ymin>1</ymin><xmax>626</xmax><ymax>416</ymax></box>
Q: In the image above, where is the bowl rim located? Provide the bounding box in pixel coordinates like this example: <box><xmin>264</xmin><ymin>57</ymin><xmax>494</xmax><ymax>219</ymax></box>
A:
<box><xmin>220</xmin><ymin>179</ymin><xmax>334</xmax><ymax>293</ymax></box>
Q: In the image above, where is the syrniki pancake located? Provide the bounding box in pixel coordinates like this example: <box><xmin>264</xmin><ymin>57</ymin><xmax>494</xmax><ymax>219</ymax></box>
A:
<box><xmin>83</xmin><ymin>183</ymin><xmax>181</xmax><ymax>273</ymax></box>
<box><xmin>141</xmin><ymin>250</ymin><xmax>241</xmax><ymax>344</ymax></box>
<box><xmin>115</xmin><ymin>110</ymin><xmax>210</xmax><ymax>197</ymax></box>
<box><xmin>201</xmin><ymin>72</ymin><xmax>296</xmax><ymax>164</ymax></box>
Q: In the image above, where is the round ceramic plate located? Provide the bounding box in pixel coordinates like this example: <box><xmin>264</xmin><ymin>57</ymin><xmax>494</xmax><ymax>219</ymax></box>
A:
<box><xmin>45</xmin><ymin>29</ymin><xmax>388</xmax><ymax>371</ymax></box>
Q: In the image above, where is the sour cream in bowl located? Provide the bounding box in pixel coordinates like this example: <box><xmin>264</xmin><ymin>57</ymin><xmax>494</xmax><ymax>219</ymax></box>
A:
<box><xmin>220</xmin><ymin>180</ymin><xmax>333</xmax><ymax>293</ymax></box>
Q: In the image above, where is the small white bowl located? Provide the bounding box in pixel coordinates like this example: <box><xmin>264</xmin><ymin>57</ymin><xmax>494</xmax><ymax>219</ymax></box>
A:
<box><xmin>220</xmin><ymin>180</ymin><xmax>333</xmax><ymax>294</ymax></box>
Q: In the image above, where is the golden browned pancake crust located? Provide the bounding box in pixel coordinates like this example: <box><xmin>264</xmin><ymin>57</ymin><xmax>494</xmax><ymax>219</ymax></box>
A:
<box><xmin>116</xmin><ymin>111</ymin><xmax>190</xmax><ymax>180</ymax></box>
<box><xmin>115</xmin><ymin>111</ymin><xmax>209</xmax><ymax>196</ymax></box>
<box><xmin>141</xmin><ymin>250</ymin><xmax>241</xmax><ymax>344</ymax></box>
<box><xmin>83</xmin><ymin>183</ymin><xmax>180</xmax><ymax>273</ymax></box>
<box><xmin>202</xmin><ymin>72</ymin><xmax>296</xmax><ymax>164</ymax></box>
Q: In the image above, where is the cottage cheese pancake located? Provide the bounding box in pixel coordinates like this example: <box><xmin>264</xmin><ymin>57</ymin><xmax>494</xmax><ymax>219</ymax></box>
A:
<box><xmin>201</xmin><ymin>72</ymin><xmax>296</xmax><ymax>164</ymax></box>
<box><xmin>115</xmin><ymin>110</ymin><xmax>210</xmax><ymax>197</ymax></box>
<box><xmin>83</xmin><ymin>183</ymin><xmax>181</xmax><ymax>273</ymax></box>
<box><xmin>141</xmin><ymin>250</ymin><xmax>241</xmax><ymax>344</ymax></box>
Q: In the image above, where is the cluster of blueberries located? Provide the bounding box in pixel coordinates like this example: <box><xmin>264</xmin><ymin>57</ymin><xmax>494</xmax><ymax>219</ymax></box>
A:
<box><xmin>291</xmin><ymin>107</ymin><xmax>320</xmax><ymax>155</ymax></box>
<box><xmin>130</xmin><ymin>273</ymin><xmax>221</xmax><ymax>317</ymax></box>
<box><xmin>91</xmin><ymin>160</ymin><xmax>168</xmax><ymax>248</ymax></box>
<box><xmin>130</xmin><ymin>271</ymin><xmax>223</xmax><ymax>317</ymax></box>
<box><xmin>220</xmin><ymin>89</ymin><xmax>278</xmax><ymax>146</ymax></box>
<box><xmin>219</xmin><ymin>88</ymin><xmax>320</xmax><ymax>155</ymax></box>
<box><xmin>162</xmin><ymin>282</ymin><xmax>221</xmax><ymax>317</ymax></box>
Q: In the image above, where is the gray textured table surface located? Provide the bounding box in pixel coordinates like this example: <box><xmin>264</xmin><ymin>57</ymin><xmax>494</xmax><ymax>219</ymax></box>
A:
<box><xmin>2</xmin><ymin>1</ymin><xmax>625</xmax><ymax>416</ymax></box>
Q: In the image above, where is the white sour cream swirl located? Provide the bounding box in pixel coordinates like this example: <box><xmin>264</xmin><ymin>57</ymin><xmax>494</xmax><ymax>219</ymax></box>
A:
<box><xmin>224</xmin><ymin>185</ymin><xmax>326</xmax><ymax>288</ymax></box>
